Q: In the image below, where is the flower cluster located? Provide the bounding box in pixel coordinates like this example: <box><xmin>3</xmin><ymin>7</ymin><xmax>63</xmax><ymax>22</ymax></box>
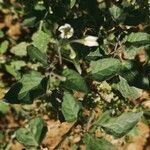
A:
<box><xmin>58</xmin><ymin>24</ymin><xmax>99</xmax><ymax>47</ymax></box>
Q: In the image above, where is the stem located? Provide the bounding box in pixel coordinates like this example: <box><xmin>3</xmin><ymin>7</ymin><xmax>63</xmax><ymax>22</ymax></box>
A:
<box><xmin>70</xmin><ymin>39</ymin><xmax>83</xmax><ymax>44</ymax></box>
<box><xmin>39</xmin><ymin>20</ymin><xmax>43</xmax><ymax>31</ymax></box>
<box><xmin>5</xmin><ymin>133</ymin><xmax>16</xmax><ymax>150</ymax></box>
<box><xmin>57</xmin><ymin>47</ymin><xmax>62</xmax><ymax>64</ymax></box>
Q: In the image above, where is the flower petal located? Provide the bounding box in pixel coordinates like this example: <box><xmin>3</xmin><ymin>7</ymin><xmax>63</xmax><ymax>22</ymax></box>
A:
<box><xmin>58</xmin><ymin>23</ymin><xmax>74</xmax><ymax>39</ymax></box>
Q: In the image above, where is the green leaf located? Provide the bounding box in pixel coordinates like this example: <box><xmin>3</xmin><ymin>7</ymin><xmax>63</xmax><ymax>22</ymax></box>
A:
<box><xmin>109</xmin><ymin>5</ymin><xmax>123</xmax><ymax>20</ymax></box>
<box><xmin>18</xmin><ymin>72</ymin><xmax>46</xmax><ymax>101</ymax></box>
<box><xmin>16</xmin><ymin>128</ymin><xmax>39</xmax><ymax>147</ymax></box>
<box><xmin>0</xmin><ymin>30</ymin><xmax>4</xmax><ymax>38</ymax></box>
<box><xmin>90</xmin><ymin>58</ymin><xmax>121</xmax><ymax>81</ymax></box>
<box><xmin>0</xmin><ymin>131</ymin><xmax>4</xmax><ymax>140</ymax></box>
<box><xmin>0</xmin><ymin>40</ymin><xmax>9</xmax><ymax>54</ymax></box>
<box><xmin>5</xmin><ymin>64</ymin><xmax>18</xmax><ymax>77</ymax></box>
<box><xmin>16</xmin><ymin>117</ymin><xmax>47</xmax><ymax>148</ymax></box>
<box><xmin>124</xmin><ymin>32</ymin><xmax>150</xmax><ymax>45</ymax></box>
<box><xmin>90</xmin><ymin>111</ymin><xmax>111</xmax><ymax>132</ymax></box>
<box><xmin>113</xmin><ymin>76</ymin><xmax>142</xmax><ymax>100</ymax></box>
<box><xmin>127</xmin><ymin>126</ymin><xmax>139</xmax><ymax>137</ymax></box>
<box><xmin>35</xmin><ymin>4</ymin><xmax>46</xmax><ymax>11</ymax></box>
<box><xmin>119</xmin><ymin>60</ymin><xmax>147</xmax><ymax>88</ymax></box>
<box><xmin>101</xmin><ymin>112</ymin><xmax>143</xmax><ymax>138</ymax></box>
<box><xmin>123</xmin><ymin>32</ymin><xmax>150</xmax><ymax>59</ymax></box>
<box><xmin>62</xmin><ymin>92</ymin><xmax>81</xmax><ymax>122</ymax></box>
<box><xmin>124</xmin><ymin>45</ymin><xmax>144</xmax><ymax>60</ymax></box>
<box><xmin>10</xmin><ymin>60</ymin><xmax>26</xmax><ymax>71</ymax></box>
<box><xmin>0</xmin><ymin>102</ymin><xmax>9</xmax><ymax>113</ymax></box>
<box><xmin>4</xmin><ymin>82</ymin><xmax>23</xmax><ymax>104</ymax></box>
<box><xmin>16</xmin><ymin>128</ymin><xmax>38</xmax><ymax>147</ymax></box>
<box><xmin>72</xmin><ymin>59</ymin><xmax>82</xmax><ymax>74</ymax></box>
<box><xmin>5</xmin><ymin>61</ymin><xmax>26</xmax><ymax>78</ymax></box>
<box><xmin>32</xmin><ymin>30</ymin><xmax>50</xmax><ymax>52</ymax></box>
<box><xmin>86</xmin><ymin>48</ymin><xmax>102</xmax><ymax>60</ymax></box>
<box><xmin>62</xmin><ymin>68</ymin><xmax>88</xmax><ymax>93</ymax></box>
<box><xmin>120</xmin><ymin>60</ymin><xmax>139</xmax><ymax>84</ymax></box>
<box><xmin>10</xmin><ymin>42</ymin><xmax>29</xmax><ymax>57</ymax></box>
<box><xmin>83</xmin><ymin>133</ymin><xmax>116</xmax><ymax>150</ymax></box>
<box><xmin>22</xmin><ymin>16</ymin><xmax>37</xmax><ymax>27</ymax></box>
<box><xmin>4</xmin><ymin>71</ymin><xmax>48</xmax><ymax>104</ymax></box>
<box><xmin>71</xmin><ymin>144</ymin><xmax>78</xmax><ymax>150</ymax></box>
<box><xmin>70</xmin><ymin>0</ymin><xmax>76</xmax><ymax>8</ymax></box>
<box><xmin>27</xmin><ymin>45</ymin><xmax>48</xmax><ymax>66</ymax></box>
<box><xmin>28</xmin><ymin>117</ymin><xmax>48</xmax><ymax>144</ymax></box>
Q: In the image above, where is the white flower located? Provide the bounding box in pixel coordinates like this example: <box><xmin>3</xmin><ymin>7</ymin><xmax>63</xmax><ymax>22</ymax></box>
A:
<box><xmin>58</xmin><ymin>23</ymin><xmax>74</xmax><ymax>39</ymax></box>
<box><xmin>72</xmin><ymin>35</ymin><xmax>99</xmax><ymax>47</ymax></box>
<box><xmin>83</xmin><ymin>36</ymin><xmax>99</xmax><ymax>47</ymax></box>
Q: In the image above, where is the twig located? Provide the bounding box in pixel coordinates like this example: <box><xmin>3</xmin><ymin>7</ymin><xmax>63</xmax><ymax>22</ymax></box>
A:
<box><xmin>54</xmin><ymin>121</ymin><xmax>77</xmax><ymax>149</ymax></box>
<box><xmin>85</xmin><ymin>110</ymin><xmax>95</xmax><ymax>131</ymax></box>
<box><xmin>110</xmin><ymin>33</ymin><xmax>122</xmax><ymax>55</ymax></box>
